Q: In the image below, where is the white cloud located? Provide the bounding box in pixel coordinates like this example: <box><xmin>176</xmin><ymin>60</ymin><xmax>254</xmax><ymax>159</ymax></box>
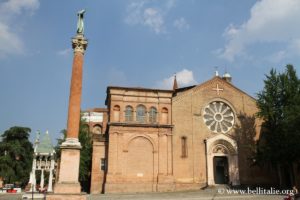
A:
<box><xmin>173</xmin><ymin>17</ymin><xmax>190</xmax><ymax>31</ymax></box>
<box><xmin>125</xmin><ymin>1</ymin><xmax>146</xmax><ymax>25</ymax></box>
<box><xmin>143</xmin><ymin>8</ymin><xmax>165</xmax><ymax>34</ymax></box>
<box><xmin>0</xmin><ymin>0</ymin><xmax>39</xmax><ymax>18</ymax></box>
<box><xmin>125</xmin><ymin>0</ymin><xmax>178</xmax><ymax>34</ymax></box>
<box><xmin>0</xmin><ymin>22</ymin><xmax>23</xmax><ymax>58</ymax></box>
<box><xmin>218</xmin><ymin>0</ymin><xmax>300</xmax><ymax>62</ymax></box>
<box><xmin>57</xmin><ymin>48</ymin><xmax>72</xmax><ymax>56</ymax></box>
<box><xmin>156</xmin><ymin>69</ymin><xmax>197</xmax><ymax>89</ymax></box>
<box><xmin>0</xmin><ymin>0</ymin><xmax>39</xmax><ymax>57</ymax></box>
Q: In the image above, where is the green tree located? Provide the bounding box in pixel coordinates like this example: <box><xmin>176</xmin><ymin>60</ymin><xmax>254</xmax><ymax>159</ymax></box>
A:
<box><xmin>54</xmin><ymin>129</ymin><xmax>66</xmax><ymax>160</ymax></box>
<box><xmin>56</xmin><ymin>117</ymin><xmax>92</xmax><ymax>192</ymax></box>
<box><xmin>78</xmin><ymin>119</ymin><xmax>92</xmax><ymax>193</ymax></box>
<box><xmin>0</xmin><ymin>126</ymin><xmax>33</xmax><ymax>187</ymax></box>
<box><xmin>256</xmin><ymin>65</ymin><xmax>300</xmax><ymax>187</ymax></box>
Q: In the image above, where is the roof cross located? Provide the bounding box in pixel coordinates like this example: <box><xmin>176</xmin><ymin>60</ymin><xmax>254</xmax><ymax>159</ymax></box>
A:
<box><xmin>212</xmin><ymin>83</ymin><xmax>223</xmax><ymax>95</ymax></box>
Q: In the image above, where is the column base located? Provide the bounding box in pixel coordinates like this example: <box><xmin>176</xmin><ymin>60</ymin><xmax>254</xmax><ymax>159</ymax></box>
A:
<box><xmin>61</xmin><ymin>138</ymin><xmax>81</xmax><ymax>148</ymax></box>
<box><xmin>54</xmin><ymin>182</ymin><xmax>81</xmax><ymax>194</ymax></box>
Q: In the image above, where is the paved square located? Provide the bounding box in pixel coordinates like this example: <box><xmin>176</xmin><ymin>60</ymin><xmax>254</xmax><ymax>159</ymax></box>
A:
<box><xmin>89</xmin><ymin>189</ymin><xmax>285</xmax><ymax>200</ymax></box>
<box><xmin>0</xmin><ymin>188</ymin><xmax>288</xmax><ymax>200</ymax></box>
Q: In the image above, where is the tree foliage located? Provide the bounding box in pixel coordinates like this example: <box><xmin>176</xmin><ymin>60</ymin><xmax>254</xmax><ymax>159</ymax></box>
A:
<box><xmin>0</xmin><ymin>126</ymin><xmax>33</xmax><ymax>187</ymax></box>
<box><xmin>78</xmin><ymin>120</ymin><xmax>92</xmax><ymax>193</ymax></box>
<box><xmin>234</xmin><ymin>113</ymin><xmax>257</xmax><ymax>166</ymax></box>
<box><xmin>256</xmin><ymin>65</ymin><xmax>300</xmax><ymax>185</ymax></box>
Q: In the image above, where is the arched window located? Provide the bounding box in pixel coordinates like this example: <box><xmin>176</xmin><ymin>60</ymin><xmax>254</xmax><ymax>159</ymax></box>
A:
<box><xmin>136</xmin><ymin>105</ymin><xmax>146</xmax><ymax>123</ymax></box>
<box><xmin>149</xmin><ymin>107</ymin><xmax>157</xmax><ymax>123</ymax></box>
<box><xmin>92</xmin><ymin>124</ymin><xmax>102</xmax><ymax>134</ymax></box>
<box><xmin>161</xmin><ymin>107</ymin><xmax>168</xmax><ymax>124</ymax></box>
<box><xmin>113</xmin><ymin>105</ymin><xmax>120</xmax><ymax>122</ymax></box>
<box><xmin>125</xmin><ymin>106</ymin><xmax>133</xmax><ymax>122</ymax></box>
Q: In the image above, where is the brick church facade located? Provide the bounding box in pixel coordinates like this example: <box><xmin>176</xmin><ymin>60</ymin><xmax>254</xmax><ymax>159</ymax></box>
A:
<box><xmin>85</xmin><ymin>74</ymin><xmax>280</xmax><ymax>194</ymax></box>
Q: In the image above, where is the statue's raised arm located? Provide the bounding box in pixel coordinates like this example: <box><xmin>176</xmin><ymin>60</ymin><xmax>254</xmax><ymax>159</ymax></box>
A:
<box><xmin>77</xmin><ymin>9</ymin><xmax>85</xmax><ymax>34</ymax></box>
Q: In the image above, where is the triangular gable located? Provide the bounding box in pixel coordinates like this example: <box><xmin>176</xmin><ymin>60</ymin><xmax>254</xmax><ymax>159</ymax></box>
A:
<box><xmin>174</xmin><ymin>76</ymin><xmax>256</xmax><ymax>102</ymax></box>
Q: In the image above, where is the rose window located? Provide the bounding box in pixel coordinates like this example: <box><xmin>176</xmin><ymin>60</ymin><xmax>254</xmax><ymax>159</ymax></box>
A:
<box><xmin>203</xmin><ymin>101</ymin><xmax>234</xmax><ymax>133</ymax></box>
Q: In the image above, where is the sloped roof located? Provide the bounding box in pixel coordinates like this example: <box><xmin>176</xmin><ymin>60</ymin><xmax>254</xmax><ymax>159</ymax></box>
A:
<box><xmin>36</xmin><ymin>131</ymin><xmax>54</xmax><ymax>154</ymax></box>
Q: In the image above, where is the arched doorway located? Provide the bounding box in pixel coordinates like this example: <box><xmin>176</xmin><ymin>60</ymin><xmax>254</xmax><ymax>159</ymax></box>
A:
<box><xmin>206</xmin><ymin>134</ymin><xmax>240</xmax><ymax>185</ymax></box>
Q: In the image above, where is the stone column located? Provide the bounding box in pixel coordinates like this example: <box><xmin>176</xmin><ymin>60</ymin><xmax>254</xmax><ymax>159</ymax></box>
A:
<box><xmin>53</xmin><ymin>34</ymin><xmax>87</xmax><ymax>195</ymax></box>
<box><xmin>32</xmin><ymin>157</ymin><xmax>37</xmax><ymax>192</ymax></box>
<box><xmin>48</xmin><ymin>169</ymin><xmax>53</xmax><ymax>192</ymax></box>
<box><xmin>65</xmin><ymin>34</ymin><xmax>87</xmax><ymax>141</ymax></box>
<box><xmin>39</xmin><ymin>158</ymin><xmax>42</xmax><ymax>169</ymax></box>
<box><xmin>40</xmin><ymin>169</ymin><xmax>44</xmax><ymax>189</ymax></box>
<box><xmin>48</xmin><ymin>158</ymin><xmax>54</xmax><ymax>192</ymax></box>
<box><xmin>29</xmin><ymin>172</ymin><xmax>33</xmax><ymax>184</ymax></box>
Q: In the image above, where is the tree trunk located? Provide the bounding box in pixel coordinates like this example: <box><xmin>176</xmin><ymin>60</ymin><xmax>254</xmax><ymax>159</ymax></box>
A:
<box><xmin>277</xmin><ymin>164</ymin><xmax>283</xmax><ymax>188</ymax></box>
<box><xmin>290</xmin><ymin>162</ymin><xmax>295</xmax><ymax>187</ymax></box>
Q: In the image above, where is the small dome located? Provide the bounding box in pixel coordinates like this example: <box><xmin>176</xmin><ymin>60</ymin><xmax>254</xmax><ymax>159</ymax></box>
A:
<box><xmin>223</xmin><ymin>72</ymin><xmax>231</xmax><ymax>78</ymax></box>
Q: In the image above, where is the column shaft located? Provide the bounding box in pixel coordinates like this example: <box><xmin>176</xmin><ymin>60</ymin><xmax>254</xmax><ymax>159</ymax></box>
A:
<box><xmin>66</xmin><ymin>52</ymin><xmax>84</xmax><ymax>139</ymax></box>
<box><xmin>40</xmin><ymin>169</ymin><xmax>44</xmax><ymax>189</ymax></box>
<box><xmin>32</xmin><ymin>158</ymin><xmax>36</xmax><ymax>192</ymax></box>
<box><xmin>48</xmin><ymin>159</ymin><xmax>54</xmax><ymax>192</ymax></box>
<box><xmin>48</xmin><ymin>170</ymin><xmax>53</xmax><ymax>192</ymax></box>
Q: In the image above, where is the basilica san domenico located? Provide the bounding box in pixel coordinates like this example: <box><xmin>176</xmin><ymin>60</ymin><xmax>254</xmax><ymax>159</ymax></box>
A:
<box><xmin>83</xmin><ymin>73</ymin><xmax>287</xmax><ymax>194</ymax></box>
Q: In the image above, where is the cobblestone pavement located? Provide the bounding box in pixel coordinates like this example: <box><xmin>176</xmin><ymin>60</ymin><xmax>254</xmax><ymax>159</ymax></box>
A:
<box><xmin>0</xmin><ymin>193</ymin><xmax>45</xmax><ymax>200</ymax></box>
<box><xmin>0</xmin><ymin>193</ymin><xmax>22</xmax><ymax>200</ymax></box>
<box><xmin>0</xmin><ymin>189</ymin><xmax>288</xmax><ymax>200</ymax></box>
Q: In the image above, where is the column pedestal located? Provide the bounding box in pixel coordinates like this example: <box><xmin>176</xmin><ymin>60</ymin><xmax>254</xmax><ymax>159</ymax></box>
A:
<box><xmin>54</xmin><ymin>141</ymin><xmax>81</xmax><ymax>194</ymax></box>
<box><xmin>49</xmin><ymin>144</ymin><xmax>86</xmax><ymax>200</ymax></box>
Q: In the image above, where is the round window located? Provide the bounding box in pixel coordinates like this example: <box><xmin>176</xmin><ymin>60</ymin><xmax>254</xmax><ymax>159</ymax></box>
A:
<box><xmin>203</xmin><ymin>101</ymin><xmax>234</xmax><ymax>133</ymax></box>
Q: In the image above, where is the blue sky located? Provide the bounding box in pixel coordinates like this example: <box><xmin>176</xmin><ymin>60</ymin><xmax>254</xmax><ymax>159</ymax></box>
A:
<box><xmin>1</xmin><ymin>0</ymin><xmax>299</xmax><ymax>143</ymax></box>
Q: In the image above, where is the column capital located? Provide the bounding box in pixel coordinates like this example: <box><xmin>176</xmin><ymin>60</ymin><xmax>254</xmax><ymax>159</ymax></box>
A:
<box><xmin>72</xmin><ymin>34</ymin><xmax>88</xmax><ymax>54</ymax></box>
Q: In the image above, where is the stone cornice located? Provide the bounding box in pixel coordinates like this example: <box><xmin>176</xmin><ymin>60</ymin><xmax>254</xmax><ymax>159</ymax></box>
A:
<box><xmin>108</xmin><ymin>122</ymin><xmax>173</xmax><ymax>128</ymax></box>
